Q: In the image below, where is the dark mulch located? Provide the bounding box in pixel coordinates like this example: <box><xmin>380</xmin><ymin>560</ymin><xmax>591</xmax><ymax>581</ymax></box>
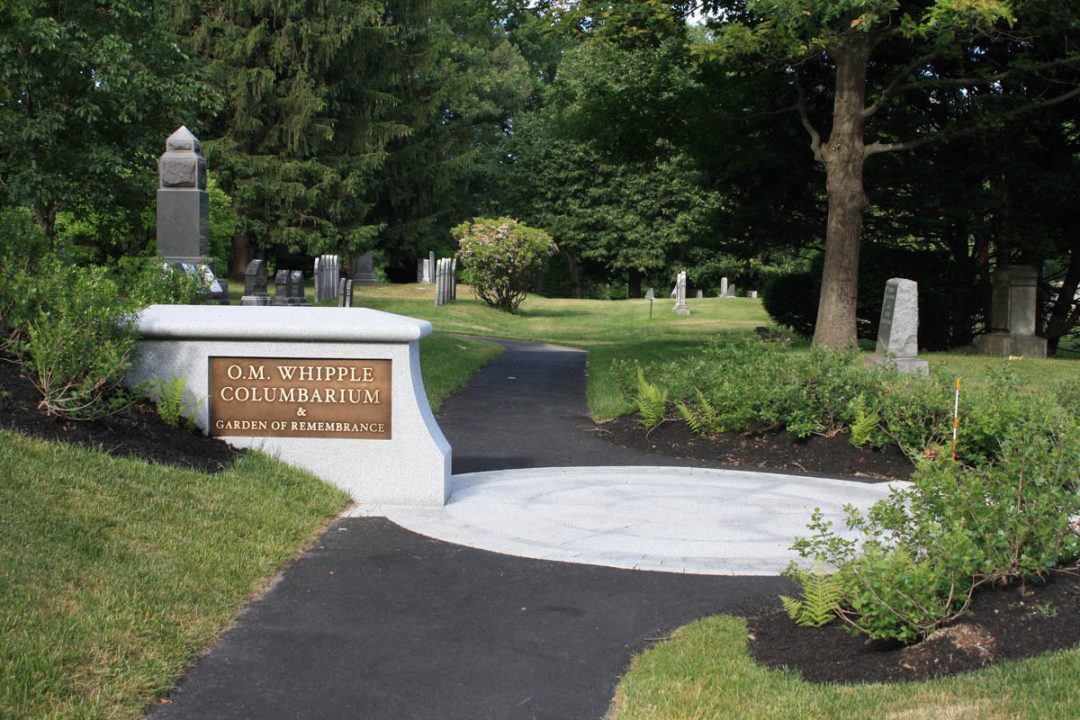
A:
<box><xmin>0</xmin><ymin>354</ymin><xmax>242</xmax><ymax>474</ymax></box>
<box><xmin>599</xmin><ymin>415</ymin><xmax>914</xmax><ymax>482</ymax></box>
<box><xmin>749</xmin><ymin>568</ymin><xmax>1080</xmax><ymax>684</ymax></box>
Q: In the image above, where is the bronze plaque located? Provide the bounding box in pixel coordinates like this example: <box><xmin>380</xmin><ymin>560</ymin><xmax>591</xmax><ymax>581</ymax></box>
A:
<box><xmin>208</xmin><ymin>357</ymin><xmax>391</xmax><ymax>439</ymax></box>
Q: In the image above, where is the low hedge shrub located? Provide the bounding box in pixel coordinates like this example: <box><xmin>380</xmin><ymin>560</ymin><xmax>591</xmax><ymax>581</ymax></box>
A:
<box><xmin>1</xmin><ymin>208</ymin><xmax>200</xmax><ymax>418</ymax></box>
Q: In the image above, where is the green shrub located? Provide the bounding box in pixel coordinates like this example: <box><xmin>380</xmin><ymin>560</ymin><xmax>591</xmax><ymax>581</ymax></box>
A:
<box><xmin>793</xmin><ymin>412</ymin><xmax>1080</xmax><ymax>643</ymax></box>
<box><xmin>762</xmin><ymin>271</ymin><xmax>818</xmax><ymax>337</ymax></box>
<box><xmin>24</xmin><ymin>265</ymin><xmax>139</xmax><ymax>419</ymax></box>
<box><xmin>0</xmin><ymin>208</ymin><xmax>51</xmax><ymax>347</ymax></box>
<box><xmin>873</xmin><ymin>371</ymin><xmax>953</xmax><ymax>460</ymax></box>
<box><xmin>453</xmin><ymin>217</ymin><xmax>557</xmax><ymax>313</ymax></box>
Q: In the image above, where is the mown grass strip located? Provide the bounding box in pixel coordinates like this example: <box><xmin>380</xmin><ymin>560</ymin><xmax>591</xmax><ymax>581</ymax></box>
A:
<box><xmin>352</xmin><ymin>285</ymin><xmax>1077</xmax><ymax>419</ymax></box>
<box><xmin>0</xmin><ymin>431</ymin><xmax>349</xmax><ymax>720</ymax></box>
<box><xmin>609</xmin><ymin>615</ymin><xmax>1080</xmax><ymax>720</ymax></box>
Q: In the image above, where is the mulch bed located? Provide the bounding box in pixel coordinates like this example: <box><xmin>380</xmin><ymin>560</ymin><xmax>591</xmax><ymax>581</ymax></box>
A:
<box><xmin>0</xmin><ymin>354</ymin><xmax>242</xmax><ymax>474</ymax></box>
<box><xmin>598</xmin><ymin>415</ymin><xmax>914</xmax><ymax>482</ymax></box>
<box><xmin>748</xmin><ymin>568</ymin><xmax>1080</xmax><ymax>683</ymax></box>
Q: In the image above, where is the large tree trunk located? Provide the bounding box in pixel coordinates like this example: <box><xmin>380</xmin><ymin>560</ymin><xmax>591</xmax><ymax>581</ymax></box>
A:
<box><xmin>567</xmin><ymin>251</ymin><xmax>582</xmax><ymax>299</ymax></box>
<box><xmin>230</xmin><ymin>232</ymin><xmax>253</xmax><ymax>281</ymax></box>
<box><xmin>1045</xmin><ymin>241</ymin><xmax>1080</xmax><ymax>354</ymax></box>
<box><xmin>813</xmin><ymin>38</ymin><xmax>871</xmax><ymax>349</ymax></box>
<box><xmin>627</xmin><ymin>268</ymin><xmax>642</xmax><ymax>299</ymax></box>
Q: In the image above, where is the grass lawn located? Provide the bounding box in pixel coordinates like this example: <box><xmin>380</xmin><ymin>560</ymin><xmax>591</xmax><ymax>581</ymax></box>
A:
<box><xmin>348</xmin><ymin>283</ymin><xmax>1077</xmax><ymax>419</ymax></box>
<box><xmin>0</xmin><ymin>432</ymin><xmax>350</xmax><ymax>719</ymax></box>
<box><xmin>609</xmin><ymin>615</ymin><xmax>1080</xmax><ymax>720</ymax></box>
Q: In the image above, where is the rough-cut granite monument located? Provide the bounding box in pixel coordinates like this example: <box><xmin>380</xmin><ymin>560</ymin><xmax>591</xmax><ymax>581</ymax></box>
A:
<box><xmin>976</xmin><ymin>265</ymin><xmax>1047</xmax><ymax>358</ymax></box>
<box><xmin>241</xmin><ymin>260</ymin><xmax>270</xmax><ymax>306</ymax></box>
<box><xmin>873</xmin><ymin>278</ymin><xmax>929</xmax><ymax>376</ymax></box>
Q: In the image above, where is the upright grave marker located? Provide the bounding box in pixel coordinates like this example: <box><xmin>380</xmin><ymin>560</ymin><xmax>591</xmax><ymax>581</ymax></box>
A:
<box><xmin>353</xmin><ymin>251</ymin><xmax>378</xmax><ymax>284</ymax></box>
<box><xmin>976</xmin><ymin>265</ymin><xmax>1047</xmax><ymax>358</ymax></box>
<box><xmin>673</xmin><ymin>272</ymin><xmax>690</xmax><ymax>315</ymax></box>
<box><xmin>156</xmin><ymin>126</ymin><xmax>227</xmax><ymax>302</ymax></box>
<box><xmin>127</xmin><ymin>306</ymin><xmax>450</xmax><ymax>505</ymax></box>
<box><xmin>313</xmin><ymin>255</ymin><xmax>340</xmax><ymax>303</ymax></box>
<box><xmin>874</xmin><ymin>278</ymin><xmax>929</xmax><ymax>375</ymax></box>
<box><xmin>241</xmin><ymin>260</ymin><xmax>270</xmax><ymax>306</ymax></box>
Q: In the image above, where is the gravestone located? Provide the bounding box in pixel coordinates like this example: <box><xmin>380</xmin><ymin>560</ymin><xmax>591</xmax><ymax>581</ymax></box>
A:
<box><xmin>314</xmin><ymin>254</ymin><xmax>340</xmax><ymax>303</ymax></box>
<box><xmin>748</xmin><ymin>290</ymin><xmax>758</xmax><ymax>299</ymax></box>
<box><xmin>673</xmin><ymin>272</ymin><xmax>689</xmax><ymax>315</ymax></box>
<box><xmin>417</xmin><ymin>259</ymin><xmax>425</xmax><ymax>283</ymax></box>
<box><xmin>435</xmin><ymin>258</ymin><xmax>456</xmax><ymax>307</ymax></box>
<box><xmin>271</xmin><ymin>270</ymin><xmax>292</xmax><ymax>306</ymax></box>
<box><xmin>241</xmin><ymin>260</ymin><xmax>270</xmax><ymax>306</ymax></box>
<box><xmin>696</xmin><ymin>289</ymin><xmax>703</xmax><ymax>299</ymax></box>
<box><xmin>873</xmin><ymin>278</ymin><xmax>928</xmax><ymax>375</ymax></box>
<box><xmin>157</xmin><ymin>126</ymin><xmax>208</xmax><ymax>265</ymax></box>
<box><xmin>338</xmin><ymin>278</ymin><xmax>354</xmax><ymax>307</ymax></box>
<box><xmin>353</xmin><ymin>251</ymin><xmax>378</xmax><ymax>284</ymax></box>
<box><xmin>976</xmin><ymin>265</ymin><xmax>1047</xmax><ymax>358</ymax></box>
<box><xmin>725</xmin><ymin>284</ymin><xmax>736</xmax><ymax>298</ymax></box>
<box><xmin>156</xmin><ymin>126</ymin><xmax>228</xmax><ymax>303</ymax></box>
<box><xmin>289</xmin><ymin>271</ymin><xmax>309</xmax><ymax>305</ymax></box>
<box><xmin>644</xmin><ymin>288</ymin><xmax>655</xmax><ymax>301</ymax></box>
<box><xmin>720</xmin><ymin>277</ymin><xmax>728</xmax><ymax>297</ymax></box>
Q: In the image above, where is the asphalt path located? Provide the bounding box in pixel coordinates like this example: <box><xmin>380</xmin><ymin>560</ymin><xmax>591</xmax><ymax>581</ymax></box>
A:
<box><xmin>149</xmin><ymin>339</ymin><xmax>788</xmax><ymax>720</ymax></box>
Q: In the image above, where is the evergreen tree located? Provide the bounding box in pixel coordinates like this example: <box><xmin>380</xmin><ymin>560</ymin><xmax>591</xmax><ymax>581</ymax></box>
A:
<box><xmin>173</xmin><ymin>0</ymin><xmax>429</xmax><ymax>275</ymax></box>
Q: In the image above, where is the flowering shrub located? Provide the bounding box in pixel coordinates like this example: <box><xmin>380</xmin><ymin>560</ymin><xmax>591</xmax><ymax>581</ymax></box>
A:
<box><xmin>453</xmin><ymin>217</ymin><xmax>556</xmax><ymax>313</ymax></box>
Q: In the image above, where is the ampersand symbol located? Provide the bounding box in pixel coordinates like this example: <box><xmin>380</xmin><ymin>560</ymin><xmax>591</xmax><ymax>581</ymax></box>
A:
<box><xmin>296</xmin><ymin>407</ymin><xmax>308</xmax><ymax>417</ymax></box>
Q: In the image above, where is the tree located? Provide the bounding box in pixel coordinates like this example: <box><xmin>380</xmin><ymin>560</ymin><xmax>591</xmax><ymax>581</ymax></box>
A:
<box><xmin>173</xmin><ymin>0</ymin><xmax>431</xmax><ymax>275</ymax></box>
<box><xmin>372</xmin><ymin>0</ymin><xmax>533</xmax><ymax>274</ymax></box>
<box><xmin>698</xmin><ymin>0</ymin><xmax>1080</xmax><ymax>347</ymax></box>
<box><xmin>0</xmin><ymin>0</ymin><xmax>211</xmax><ymax>241</ymax></box>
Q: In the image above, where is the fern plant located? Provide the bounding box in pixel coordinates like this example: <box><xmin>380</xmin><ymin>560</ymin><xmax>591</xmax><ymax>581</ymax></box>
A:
<box><xmin>847</xmin><ymin>392</ymin><xmax>882</xmax><ymax>448</ymax></box>
<box><xmin>779</xmin><ymin>560</ymin><xmax>842</xmax><ymax>628</ymax></box>
<box><xmin>675</xmin><ymin>388</ymin><xmax>723</xmax><ymax>436</ymax></box>
<box><xmin>635</xmin><ymin>369</ymin><xmax>668</xmax><ymax>429</ymax></box>
<box><xmin>149</xmin><ymin>375</ymin><xmax>196</xmax><ymax>429</ymax></box>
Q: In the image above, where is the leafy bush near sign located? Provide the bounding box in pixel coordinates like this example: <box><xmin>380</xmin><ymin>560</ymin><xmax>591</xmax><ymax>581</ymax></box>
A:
<box><xmin>0</xmin><ymin>208</ymin><xmax>200</xmax><ymax>419</ymax></box>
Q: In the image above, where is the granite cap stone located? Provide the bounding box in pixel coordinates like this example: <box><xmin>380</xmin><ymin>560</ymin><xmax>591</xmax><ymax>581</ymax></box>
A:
<box><xmin>135</xmin><ymin>305</ymin><xmax>431</xmax><ymax>343</ymax></box>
